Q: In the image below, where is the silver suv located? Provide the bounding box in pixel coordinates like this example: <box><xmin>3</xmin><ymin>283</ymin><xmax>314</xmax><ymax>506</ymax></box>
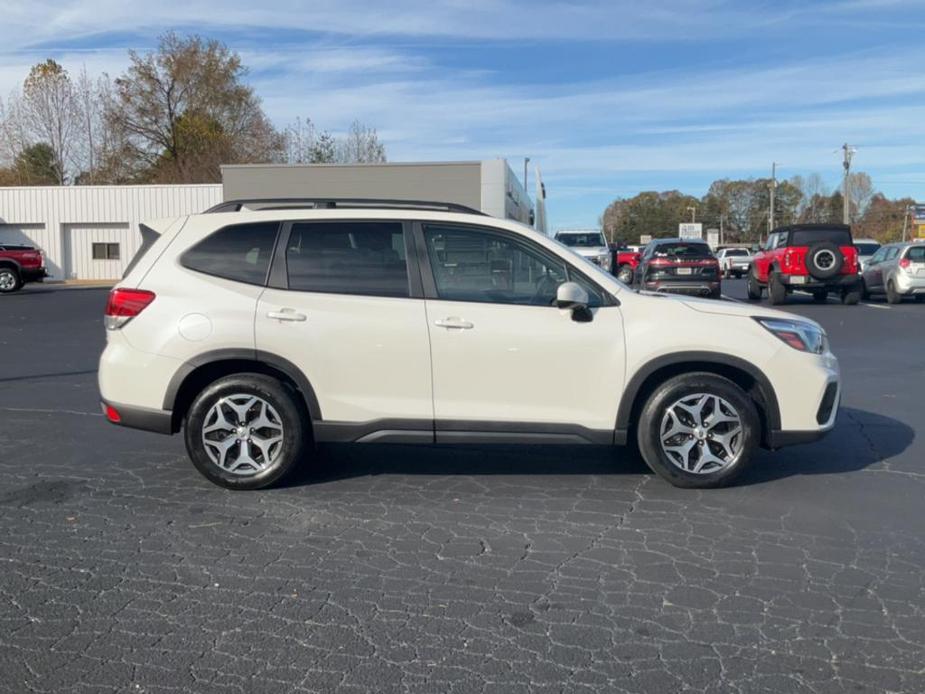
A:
<box><xmin>860</xmin><ymin>242</ymin><xmax>925</xmax><ymax>303</ymax></box>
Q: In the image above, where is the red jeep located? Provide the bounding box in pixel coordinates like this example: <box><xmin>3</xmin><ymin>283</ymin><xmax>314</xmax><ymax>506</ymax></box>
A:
<box><xmin>610</xmin><ymin>245</ymin><xmax>642</xmax><ymax>284</ymax></box>
<box><xmin>747</xmin><ymin>224</ymin><xmax>861</xmax><ymax>305</ymax></box>
<box><xmin>0</xmin><ymin>244</ymin><xmax>47</xmax><ymax>293</ymax></box>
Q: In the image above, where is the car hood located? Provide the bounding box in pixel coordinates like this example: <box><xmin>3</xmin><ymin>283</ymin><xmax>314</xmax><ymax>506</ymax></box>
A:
<box><xmin>677</xmin><ymin>294</ymin><xmax>822</xmax><ymax>328</ymax></box>
<box><xmin>571</xmin><ymin>247</ymin><xmax>609</xmax><ymax>256</ymax></box>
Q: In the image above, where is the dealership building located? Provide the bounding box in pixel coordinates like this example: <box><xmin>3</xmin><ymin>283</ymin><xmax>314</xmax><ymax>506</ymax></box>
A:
<box><xmin>0</xmin><ymin>159</ymin><xmax>539</xmax><ymax>282</ymax></box>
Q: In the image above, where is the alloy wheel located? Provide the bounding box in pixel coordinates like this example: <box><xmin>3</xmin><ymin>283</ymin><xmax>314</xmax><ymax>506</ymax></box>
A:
<box><xmin>659</xmin><ymin>393</ymin><xmax>743</xmax><ymax>474</ymax></box>
<box><xmin>201</xmin><ymin>394</ymin><xmax>284</xmax><ymax>475</ymax></box>
<box><xmin>0</xmin><ymin>269</ymin><xmax>17</xmax><ymax>291</ymax></box>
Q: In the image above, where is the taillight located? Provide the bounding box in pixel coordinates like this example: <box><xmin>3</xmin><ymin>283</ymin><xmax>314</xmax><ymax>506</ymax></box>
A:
<box><xmin>104</xmin><ymin>288</ymin><xmax>155</xmax><ymax>330</ymax></box>
<box><xmin>899</xmin><ymin>258</ymin><xmax>911</xmax><ymax>271</ymax></box>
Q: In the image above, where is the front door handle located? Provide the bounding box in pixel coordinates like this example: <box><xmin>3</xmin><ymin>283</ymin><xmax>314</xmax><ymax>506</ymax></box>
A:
<box><xmin>267</xmin><ymin>309</ymin><xmax>307</xmax><ymax>322</ymax></box>
<box><xmin>434</xmin><ymin>317</ymin><xmax>474</xmax><ymax>330</ymax></box>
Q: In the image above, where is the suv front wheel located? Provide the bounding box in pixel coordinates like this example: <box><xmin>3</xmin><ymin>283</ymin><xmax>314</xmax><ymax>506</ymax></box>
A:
<box><xmin>184</xmin><ymin>373</ymin><xmax>307</xmax><ymax>490</ymax></box>
<box><xmin>636</xmin><ymin>373</ymin><xmax>760</xmax><ymax>488</ymax></box>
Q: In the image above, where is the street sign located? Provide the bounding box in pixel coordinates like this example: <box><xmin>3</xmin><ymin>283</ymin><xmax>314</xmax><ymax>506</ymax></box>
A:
<box><xmin>639</xmin><ymin>234</ymin><xmax>653</xmax><ymax>245</ymax></box>
<box><xmin>918</xmin><ymin>224</ymin><xmax>925</xmax><ymax>239</ymax></box>
<box><xmin>679</xmin><ymin>223</ymin><xmax>703</xmax><ymax>239</ymax></box>
<box><xmin>914</xmin><ymin>204</ymin><xmax>925</xmax><ymax>223</ymax></box>
<box><xmin>706</xmin><ymin>229</ymin><xmax>720</xmax><ymax>249</ymax></box>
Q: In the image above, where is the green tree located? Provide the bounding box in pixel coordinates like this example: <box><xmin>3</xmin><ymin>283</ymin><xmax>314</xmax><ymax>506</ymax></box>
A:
<box><xmin>11</xmin><ymin>142</ymin><xmax>60</xmax><ymax>184</ymax></box>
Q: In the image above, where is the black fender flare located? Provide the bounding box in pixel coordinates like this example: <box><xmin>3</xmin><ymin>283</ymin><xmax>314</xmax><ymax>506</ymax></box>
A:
<box><xmin>614</xmin><ymin>351</ymin><xmax>781</xmax><ymax>443</ymax></box>
<box><xmin>162</xmin><ymin>348</ymin><xmax>323</xmax><ymax>420</ymax></box>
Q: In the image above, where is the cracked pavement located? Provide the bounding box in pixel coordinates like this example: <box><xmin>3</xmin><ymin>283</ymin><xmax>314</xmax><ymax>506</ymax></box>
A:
<box><xmin>1</xmin><ymin>283</ymin><xmax>923</xmax><ymax>693</ymax></box>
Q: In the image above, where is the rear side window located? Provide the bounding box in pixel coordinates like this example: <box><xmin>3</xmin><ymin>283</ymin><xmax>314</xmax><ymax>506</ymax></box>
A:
<box><xmin>181</xmin><ymin>222</ymin><xmax>279</xmax><ymax>285</ymax></box>
<box><xmin>905</xmin><ymin>246</ymin><xmax>925</xmax><ymax>262</ymax></box>
<box><xmin>286</xmin><ymin>221</ymin><xmax>409</xmax><ymax>297</ymax></box>
<box><xmin>790</xmin><ymin>228</ymin><xmax>852</xmax><ymax>246</ymax></box>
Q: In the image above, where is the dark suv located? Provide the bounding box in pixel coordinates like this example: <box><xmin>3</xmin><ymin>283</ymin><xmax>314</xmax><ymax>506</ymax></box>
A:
<box><xmin>634</xmin><ymin>238</ymin><xmax>721</xmax><ymax>299</ymax></box>
<box><xmin>747</xmin><ymin>224</ymin><xmax>861</xmax><ymax>305</ymax></box>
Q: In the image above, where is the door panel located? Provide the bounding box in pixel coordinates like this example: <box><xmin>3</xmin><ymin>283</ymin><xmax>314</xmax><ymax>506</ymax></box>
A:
<box><xmin>425</xmin><ymin>300</ymin><xmax>625</xmax><ymax>431</ymax></box>
<box><xmin>257</xmin><ymin>290</ymin><xmax>432</xmax><ymax>422</ymax></box>
<box><xmin>256</xmin><ymin>219</ymin><xmax>432</xmax><ymax>424</ymax></box>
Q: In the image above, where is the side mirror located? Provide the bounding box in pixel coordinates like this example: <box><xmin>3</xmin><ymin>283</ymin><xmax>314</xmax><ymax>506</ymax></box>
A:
<box><xmin>556</xmin><ymin>282</ymin><xmax>593</xmax><ymax>322</ymax></box>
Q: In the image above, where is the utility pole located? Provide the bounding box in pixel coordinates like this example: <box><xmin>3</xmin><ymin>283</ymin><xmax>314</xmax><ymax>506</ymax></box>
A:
<box><xmin>720</xmin><ymin>214</ymin><xmax>725</xmax><ymax>246</ymax></box>
<box><xmin>902</xmin><ymin>205</ymin><xmax>911</xmax><ymax>243</ymax></box>
<box><xmin>841</xmin><ymin>143</ymin><xmax>855</xmax><ymax>225</ymax></box>
<box><xmin>687</xmin><ymin>206</ymin><xmax>696</xmax><ymax>223</ymax></box>
<box><xmin>768</xmin><ymin>162</ymin><xmax>778</xmax><ymax>232</ymax></box>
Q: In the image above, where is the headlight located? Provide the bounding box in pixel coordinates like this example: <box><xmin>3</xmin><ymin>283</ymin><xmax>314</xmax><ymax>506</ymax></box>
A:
<box><xmin>755</xmin><ymin>317</ymin><xmax>828</xmax><ymax>354</ymax></box>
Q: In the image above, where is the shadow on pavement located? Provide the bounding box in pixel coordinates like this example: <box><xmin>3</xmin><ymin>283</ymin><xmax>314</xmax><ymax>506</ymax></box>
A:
<box><xmin>282</xmin><ymin>407</ymin><xmax>911</xmax><ymax>489</ymax></box>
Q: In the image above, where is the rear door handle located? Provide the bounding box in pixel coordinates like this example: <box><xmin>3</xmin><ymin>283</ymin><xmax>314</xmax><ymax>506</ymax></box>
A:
<box><xmin>434</xmin><ymin>317</ymin><xmax>474</xmax><ymax>330</ymax></box>
<box><xmin>267</xmin><ymin>309</ymin><xmax>307</xmax><ymax>322</ymax></box>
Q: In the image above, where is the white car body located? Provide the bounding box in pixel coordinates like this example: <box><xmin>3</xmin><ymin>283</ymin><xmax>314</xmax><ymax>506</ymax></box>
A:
<box><xmin>553</xmin><ymin>230</ymin><xmax>612</xmax><ymax>273</ymax></box>
<box><xmin>99</xmin><ymin>203</ymin><xmax>840</xmax><ymax>488</ymax></box>
<box><xmin>716</xmin><ymin>248</ymin><xmax>753</xmax><ymax>277</ymax></box>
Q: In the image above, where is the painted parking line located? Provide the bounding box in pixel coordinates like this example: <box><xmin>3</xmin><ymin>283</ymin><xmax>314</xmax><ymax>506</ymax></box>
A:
<box><xmin>861</xmin><ymin>303</ymin><xmax>891</xmax><ymax>310</ymax></box>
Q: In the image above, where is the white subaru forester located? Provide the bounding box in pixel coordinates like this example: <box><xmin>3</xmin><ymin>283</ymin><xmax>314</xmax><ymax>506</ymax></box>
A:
<box><xmin>99</xmin><ymin>199</ymin><xmax>840</xmax><ymax>490</ymax></box>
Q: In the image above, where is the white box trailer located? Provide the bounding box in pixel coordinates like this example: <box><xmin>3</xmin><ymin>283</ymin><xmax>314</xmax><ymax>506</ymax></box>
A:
<box><xmin>221</xmin><ymin>160</ymin><xmax>534</xmax><ymax>226</ymax></box>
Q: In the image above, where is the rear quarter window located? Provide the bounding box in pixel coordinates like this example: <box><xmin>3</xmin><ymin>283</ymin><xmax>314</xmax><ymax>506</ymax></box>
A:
<box><xmin>180</xmin><ymin>222</ymin><xmax>280</xmax><ymax>285</ymax></box>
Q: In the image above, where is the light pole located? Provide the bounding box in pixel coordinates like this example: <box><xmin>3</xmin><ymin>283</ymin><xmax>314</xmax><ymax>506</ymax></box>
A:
<box><xmin>687</xmin><ymin>206</ymin><xmax>696</xmax><ymax>223</ymax></box>
<box><xmin>841</xmin><ymin>144</ymin><xmax>856</xmax><ymax>225</ymax></box>
<box><xmin>768</xmin><ymin>162</ymin><xmax>778</xmax><ymax>232</ymax></box>
<box><xmin>523</xmin><ymin>157</ymin><xmax>530</xmax><ymax>198</ymax></box>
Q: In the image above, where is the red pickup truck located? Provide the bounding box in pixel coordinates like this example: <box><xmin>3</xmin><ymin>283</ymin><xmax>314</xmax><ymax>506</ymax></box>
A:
<box><xmin>611</xmin><ymin>245</ymin><xmax>642</xmax><ymax>283</ymax></box>
<box><xmin>0</xmin><ymin>244</ymin><xmax>47</xmax><ymax>293</ymax></box>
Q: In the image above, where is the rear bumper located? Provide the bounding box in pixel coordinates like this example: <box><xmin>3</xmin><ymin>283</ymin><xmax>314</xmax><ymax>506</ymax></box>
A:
<box><xmin>101</xmin><ymin>399</ymin><xmax>173</xmax><ymax>434</ymax></box>
<box><xmin>644</xmin><ymin>280</ymin><xmax>720</xmax><ymax>296</ymax></box>
<box><xmin>20</xmin><ymin>267</ymin><xmax>47</xmax><ymax>283</ymax></box>
<box><xmin>778</xmin><ymin>273</ymin><xmax>859</xmax><ymax>290</ymax></box>
<box><xmin>894</xmin><ymin>273</ymin><xmax>925</xmax><ymax>294</ymax></box>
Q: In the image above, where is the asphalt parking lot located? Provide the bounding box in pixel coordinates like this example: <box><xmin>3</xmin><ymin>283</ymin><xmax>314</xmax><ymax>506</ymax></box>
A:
<box><xmin>1</xmin><ymin>282</ymin><xmax>923</xmax><ymax>694</ymax></box>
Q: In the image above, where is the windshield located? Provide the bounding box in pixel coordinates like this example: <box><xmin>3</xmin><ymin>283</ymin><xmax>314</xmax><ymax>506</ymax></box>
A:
<box><xmin>855</xmin><ymin>243</ymin><xmax>880</xmax><ymax>255</ymax></box>
<box><xmin>654</xmin><ymin>243</ymin><xmax>713</xmax><ymax>258</ymax></box>
<box><xmin>556</xmin><ymin>232</ymin><xmax>606</xmax><ymax>248</ymax></box>
<box><xmin>791</xmin><ymin>228</ymin><xmax>852</xmax><ymax>246</ymax></box>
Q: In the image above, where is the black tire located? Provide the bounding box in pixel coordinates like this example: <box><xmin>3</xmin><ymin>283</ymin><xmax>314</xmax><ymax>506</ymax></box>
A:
<box><xmin>886</xmin><ymin>280</ymin><xmax>902</xmax><ymax>305</ymax></box>
<box><xmin>0</xmin><ymin>266</ymin><xmax>22</xmax><ymax>294</ymax></box>
<box><xmin>709</xmin><ymin>287</ymin><xmax>722</xmax><ymax>300</ymax></box>
<box><xmin>184</xmin><ymin>373</ymin><xmax>307</xmax><ymax>490</ymax></box>
<box><xmin>812</xmin><ymin>289</ymin><xmax>828</xmax><ymax>303</ymax></box>
<box><xmin>806</xmin><ymin>241</ymin><xmax>844</xmax><ymax>280</ymax></box>
<box><xmin>636</xmin><ymin>373</ymin><xmax>760</xmax><ymax>489</ymax></box>
<box><xmin>616</xmin><ymin>264</ymin><xmax>634</xmax><ymax>284</ymax></box>
<box><xmin>841</xmin><ymin>285</ymin><xmax>861</xmax><ymax>305</ymax></box>
<box><xmin>746</xmin><ymin>268</ymin><xmax>763</xmax><ymax>301</ymax></box>
<box><xmin>768</xmin><ymin>272</ymin><xmax>787</xmax><ymax>305</ymax></box>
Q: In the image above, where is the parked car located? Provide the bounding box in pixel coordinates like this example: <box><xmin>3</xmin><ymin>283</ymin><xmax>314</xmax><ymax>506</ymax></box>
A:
<box><xmin>99</xmin><ymin>198</ymin><xmax>839</xmax><ymax>491</ymax></box>
<box><xmin>0</xmin><ymin>244</ymin><xmax>47</xmax><ymax>293</ymax></box>
<box><xmin>610</xmin><ymin>244</ymin><xmax>641</xmax><ymax>283</ymax></box>
<box><xmin>634</xmin><ymin>238</ymin><xmax>722</xmax><ymax>299</ymax></box>
<box><xmin>854</xmin><ymin>238</ymin><xmax>881</xmax><ymax>272</ymax></box>
<box><xmin>860</xmin><ymin>242</ymin><xmax>925</xmax><ymax>303</ymax></box>
<box><xmin>716</xmin><ymin>248</ymin><xmax>753</xmax><ymax>278</ymax></box>
<box><xmin>553</xmin><ymin>230</ymin><xmax>612</xmax><ymax>273</ymax></box>
<box><xmin>747</xmin><ymin>224</ymin><xmax>861</xmax><ymax>305</ymax></box>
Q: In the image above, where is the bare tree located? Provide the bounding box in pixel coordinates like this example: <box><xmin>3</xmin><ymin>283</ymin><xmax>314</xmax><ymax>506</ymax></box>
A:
<box><xmin>847</xmin><ymin>171</ymin><xmax>874</xmax><ymax>223</ymax></box>
<box><xmin>20</xmin><ymin>59</ymin><xmax>77</xmax><ymax>183</ymax></box>
<box><xmin>336</xmin><ymin>120</ymin><xmax>386</xmax><ymax>164</ymax></box>
<box><xmin>110</xmin><ymin>32</ymin><xmax>282</xmax><ymax>182</ymax></box>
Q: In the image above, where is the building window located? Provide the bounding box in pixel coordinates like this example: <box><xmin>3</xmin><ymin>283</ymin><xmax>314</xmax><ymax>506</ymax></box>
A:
<box><xmin>92</xmin><ymin>243</ymin><xmax>120</xmax><ymax>260</ymax></box>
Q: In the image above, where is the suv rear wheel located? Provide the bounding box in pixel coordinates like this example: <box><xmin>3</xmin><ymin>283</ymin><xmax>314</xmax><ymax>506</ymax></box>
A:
<box><xmin>746</xmin><ymin>268</ymin><xmax>762</xmax><ymax>300</ymax></box>
<box><xmin>0</xmin><ymin>267</ymin><xmax>22</xmax><ymax>294</ymax></box>
<box><xmin>636</xmin><ymin>373</ymin><xmax>760</xmax><ymax>488</ymax></box>
<box><xmin>768</xmin><ymin>272</ymin><xmax>787</xmax><ymax>305</ymax></box>
<box><xmin>184</xmin><ymin>373</ymin><xmax>307</xmax><ymax>490</ymax></box>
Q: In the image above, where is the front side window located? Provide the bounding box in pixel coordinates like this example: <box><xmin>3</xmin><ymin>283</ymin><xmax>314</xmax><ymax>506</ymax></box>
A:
<box><xmin>181</xmin><ymin>222</ymin><xmax>279</xmax><ymax>285</ymax></box>
<box><xmin>286</xmin><ymin>221</ymin><xmax>409</xmax><ymax>297</ymax></box>
<box><xmin>424</xmin><ymin>225</ymin><xmax>602</xmax><ymax>307</ymax></box>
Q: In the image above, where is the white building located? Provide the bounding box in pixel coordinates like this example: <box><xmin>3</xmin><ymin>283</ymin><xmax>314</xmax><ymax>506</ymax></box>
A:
<box><xmin>0</xmin><ymin>184</ymin><xmax>222</xmax><ymax>281</ymax></box>
<box><xmin>0</xmin><ymin>160</ymin><xmax>535</xmax><ymax>282</ymax></box>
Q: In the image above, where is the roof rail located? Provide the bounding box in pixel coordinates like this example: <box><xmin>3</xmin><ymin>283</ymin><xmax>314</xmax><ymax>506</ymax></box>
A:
<box><xmin>204</xmin><ymin>198</ymin><xmax>486</xmax><ymax>215</ymax></box>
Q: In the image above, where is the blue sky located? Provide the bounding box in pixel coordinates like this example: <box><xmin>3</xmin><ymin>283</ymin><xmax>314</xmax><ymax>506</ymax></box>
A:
<box><xmin>2</xmin><ymin>0</ymin><xmax>925</xmax><ymax>229</ymax></box>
